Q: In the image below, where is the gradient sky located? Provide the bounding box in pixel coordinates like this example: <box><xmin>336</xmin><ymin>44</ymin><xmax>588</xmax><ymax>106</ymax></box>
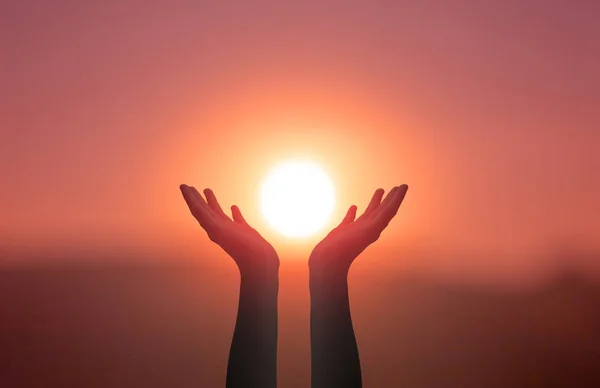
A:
<box><xmin>2</xmin><ymin>1</ymin><xmax>599</xmax><ymax>277</ymax></box>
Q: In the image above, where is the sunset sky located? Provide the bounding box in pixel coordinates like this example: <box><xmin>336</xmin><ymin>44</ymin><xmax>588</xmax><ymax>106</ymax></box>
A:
<box><xmin>2</xmin><ymin>0</ymin><xmax>599</xmax><ymax>279</ymax></box>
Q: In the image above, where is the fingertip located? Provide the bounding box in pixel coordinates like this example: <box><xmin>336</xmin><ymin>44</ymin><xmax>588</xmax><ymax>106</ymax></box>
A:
<box><xmin>372</xmin><ymin>188</ymin><xmax>385</xmax><ymax>201</ymax></box>
<box><xmin>340</xmin><ymin>204</ymin><xmax>358</xmax><ymax>225</ymax></box>
<box><xmin>346</xmin><ymin>205</ymin><xmax>357</xmax><ymax>216</ymax></box>
<box><xmin>231</xmin><ymin>205</ymin><xmax>247</xmax><ymax>224</ymax></box>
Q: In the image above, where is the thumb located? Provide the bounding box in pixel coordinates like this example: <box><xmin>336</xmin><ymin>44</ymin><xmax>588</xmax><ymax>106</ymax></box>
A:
<box><xmin>231</xmin><ymin>205</ymin><xmax>249</xmax><ymax>225</ymax></box>
<box><xmin>337</xmin><ymin>205</ymin><xmax>357</xmax><ymax>227</ymax></box>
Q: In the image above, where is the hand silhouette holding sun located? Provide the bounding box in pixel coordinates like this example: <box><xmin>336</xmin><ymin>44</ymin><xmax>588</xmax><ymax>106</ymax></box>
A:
<box><xmin>179</xmin><ymin>184</ymin><xmax>279</xmax><ymax>274</ymax></box>
<box><xmin>310</xmin><ymin>185</ymin><xmax>409</xmax><ymax>274</ymax></box>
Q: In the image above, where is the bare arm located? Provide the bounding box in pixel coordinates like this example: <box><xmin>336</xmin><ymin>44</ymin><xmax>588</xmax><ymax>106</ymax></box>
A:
<box><xmin>180</xmin><ymin>185</ymin><xmax>279</xmax><ymax>388</ymax></box>
<box><xmin>309</xmin><ymin>185</ymin><xmax>409</xmax><ymax>388</ymax></box>
<box><xmin>227</xmin><ymin>266</ymin><xmax>278</xmax><ymax>388</ymax></box>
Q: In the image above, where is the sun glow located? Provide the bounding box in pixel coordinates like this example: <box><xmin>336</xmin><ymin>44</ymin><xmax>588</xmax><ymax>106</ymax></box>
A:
<box><xmin>260</xmin><ymin>160</ymin><xmax>335</xmax><ymax>238</ymax></box>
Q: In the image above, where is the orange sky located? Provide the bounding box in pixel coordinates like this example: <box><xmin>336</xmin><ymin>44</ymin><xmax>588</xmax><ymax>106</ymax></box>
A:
<box><xmin>2</xmin><ymin>1</ymin><xmax>599</xmax><ymax>276</ymax></box>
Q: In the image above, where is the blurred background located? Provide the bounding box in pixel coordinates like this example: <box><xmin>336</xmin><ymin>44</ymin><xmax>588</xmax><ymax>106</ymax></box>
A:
<box><xmin>2</xmin><ymin>0</ymin><xmax>599</xmax><ymax>387</ymax></box>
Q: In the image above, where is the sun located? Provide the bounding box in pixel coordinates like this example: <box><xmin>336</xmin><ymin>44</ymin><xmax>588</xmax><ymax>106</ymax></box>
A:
<box><xmin>260</xmin><ymin>160</ymin><xmax>335</xmax><ymax>238</ymax></box>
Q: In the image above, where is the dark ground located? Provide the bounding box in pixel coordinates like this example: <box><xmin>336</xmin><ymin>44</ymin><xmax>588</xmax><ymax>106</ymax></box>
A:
<box><xmin>1</xmin><ymin>258</ymin><xmax>599</xmax><ymax>388</ymax></box>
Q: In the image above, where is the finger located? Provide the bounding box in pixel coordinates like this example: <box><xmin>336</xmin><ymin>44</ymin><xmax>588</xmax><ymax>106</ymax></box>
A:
<box><xmin>231</xmin><ymin>205</ymin><xmax>249</xmax><ymax>225</ymax></box>
<box><xmin>189</xmin><ymin>186</ymin><xmax>213</xmax><ymax>216</ymax></box>
<box><xmin>378</xmin><ymin>186</ymin><xmax>399</xmax><ymax>209</ymax></box>
<box><xmin>358</xmin><ymin>188</ymin><xmax>385</xmax><ymax>219</ymax></box>
<box><xmin>180</xmin><ymin>184</ymin><xmax>204</xmax><ymax>212</ymax></box>
<box><xmin>204</xmin><ymin>188</ymin><xmax>229</xmax><ymax>219</ymax></box>
<box><xmin>188</xmin><ymin>186</ymin><xmax>204</xmax><ymax>203</ymax></box>
<box><xmin>180</xmin><ymin>185</ymin><xmax>213</xmax><ymax>226</ymax></box>
<box><xmin>187</xmin><ymin>186</ymin><xmax>209</xmax><ymax>209</ymax></box>
<box><xmin>338</xmin><ymin>205</ymin><xmax>357</xmax><ymax>227</ymax></box>
<box><xmin>373</xmin><ymin>184</ymin><xmax>408</xmax><ymax>228</ymax></box>
<box><xmin>180</xmin><ymin>184</ymin><xmax>195</xmax><ymax>209</ymax></box>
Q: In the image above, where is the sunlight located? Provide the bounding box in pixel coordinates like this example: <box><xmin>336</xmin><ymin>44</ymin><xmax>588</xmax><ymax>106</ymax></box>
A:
<box><xmin>260</xmin><ymin>160</ymin><xmax>335</xmax><ymax>238</ymax></box>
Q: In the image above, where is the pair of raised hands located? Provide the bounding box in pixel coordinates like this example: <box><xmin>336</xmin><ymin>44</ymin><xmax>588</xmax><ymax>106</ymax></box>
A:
<box><xmin>180</xmin><ymin>183</ymin><xmax>408</xmax><ymax>388</ymax></box>
<box><xmin>179</xmin><ymin>184</ymin><xmax>409</xmax><ymax>275</ymax></box>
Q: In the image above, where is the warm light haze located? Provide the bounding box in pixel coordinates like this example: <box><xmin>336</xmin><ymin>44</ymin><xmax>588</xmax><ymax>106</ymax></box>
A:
<box><xmin>3</xmin><ymin>2</ymin><xmax>600</xmax><ymax>388</ymax></box>
<box><xmin>3</xmin><ymin>1</ymin><xmax>599</xmax><ymax>274</ymax></box>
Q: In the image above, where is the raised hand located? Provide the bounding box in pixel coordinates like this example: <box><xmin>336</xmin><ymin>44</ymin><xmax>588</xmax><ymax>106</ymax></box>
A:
<box><xmin>309</xmin><ymin>184</ymin><xmax>408</xmax><ymax>388</ymax></box>
<box><xmin>309</xmin><ymin>184</ymin><xmax>409</xmax><ymax>274</ymax></box>
<box><xmin>180</xmin><ymin>184</ymin><xmax>279</xmax><ymax>273</ymax></box>
<box><xmin>180</xmin><ymin>184</ymin><xmax>279</xmax><ymax>388</ymax></box>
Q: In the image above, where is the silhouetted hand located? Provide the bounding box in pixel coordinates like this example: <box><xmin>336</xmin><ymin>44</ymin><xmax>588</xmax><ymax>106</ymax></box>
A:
<box><xmin>180</xmin><ymin>184</ymin><xmax>279</xmax><ymax>274</ymax></box>
<box><xmin>309</xmin><ymin>184</ymin><xmax>408</xmax><ymax>388</ymax></box>
<box><xmin>180</xmin><ymin>184</ymin><xmax>279</xmax><ymax>388</ymax></box>
<box><xmin>309</xmin><ymin>185</ymin><xmax>408</xmax><ymax>274</ymax></box>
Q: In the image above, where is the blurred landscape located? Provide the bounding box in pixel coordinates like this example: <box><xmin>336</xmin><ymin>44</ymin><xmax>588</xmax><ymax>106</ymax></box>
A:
<box><xmin>4</xmin><ymin>1</ymin><xmax>600</xmax><ymax>386</ymax></box>
<box><xmin>1</xmin><ymin>251</ymin><xmax>599</xmax><ymax>388</ymax></box>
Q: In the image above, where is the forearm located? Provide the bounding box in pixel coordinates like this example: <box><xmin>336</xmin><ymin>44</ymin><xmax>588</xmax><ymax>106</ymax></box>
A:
<box><xmin>227</xmin><ymin>267</ymin><xmax>279</xmax><ymax>388</ymax></box>
<box><xmin>310</xmin><ymin>266</ymin><xmax>362</xmax><ymax>388</ymax></box>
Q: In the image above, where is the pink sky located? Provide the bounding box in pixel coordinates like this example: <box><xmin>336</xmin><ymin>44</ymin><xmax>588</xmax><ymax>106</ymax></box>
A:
<box><xmin>2</xmin><ymin>0</ymin><xmax>599</xmax><ymax>277</ymax></box>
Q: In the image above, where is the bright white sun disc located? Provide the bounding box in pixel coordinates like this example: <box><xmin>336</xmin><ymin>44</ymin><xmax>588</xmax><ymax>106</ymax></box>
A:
<box><xmin>260</xmin><ymin>161</ymin><xmax>335</xmax><ymax>238</ymax></box>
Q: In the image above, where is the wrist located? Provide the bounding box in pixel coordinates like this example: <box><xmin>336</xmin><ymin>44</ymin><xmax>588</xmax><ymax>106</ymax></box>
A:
<box><xmin>309</xmin><ymin>260</ymin><xmax>349</xmax><ymax>292</ymax></box>
<box><xmin>240</xmin><ymin>263</ymin><xmax>279</xmax><ymax>290</ymax></box>
<box><xmin>309</xmin><ymin>253</ymin><xmax>350</xmax><ymax>279</ymax></box>
<box><xmin>237</xmin><ymin>249</ymin><xmax>280</xmax><ymax>277</ymax></box>
<box><xmin>241</xmin><ymin>263</ymin><xmax>278</xmax><ymax>278</ymax></box>
<box><xmin>309</xmin><ymin>267</ymin><xmax>349</xmax><ymax>303</ymax></box>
